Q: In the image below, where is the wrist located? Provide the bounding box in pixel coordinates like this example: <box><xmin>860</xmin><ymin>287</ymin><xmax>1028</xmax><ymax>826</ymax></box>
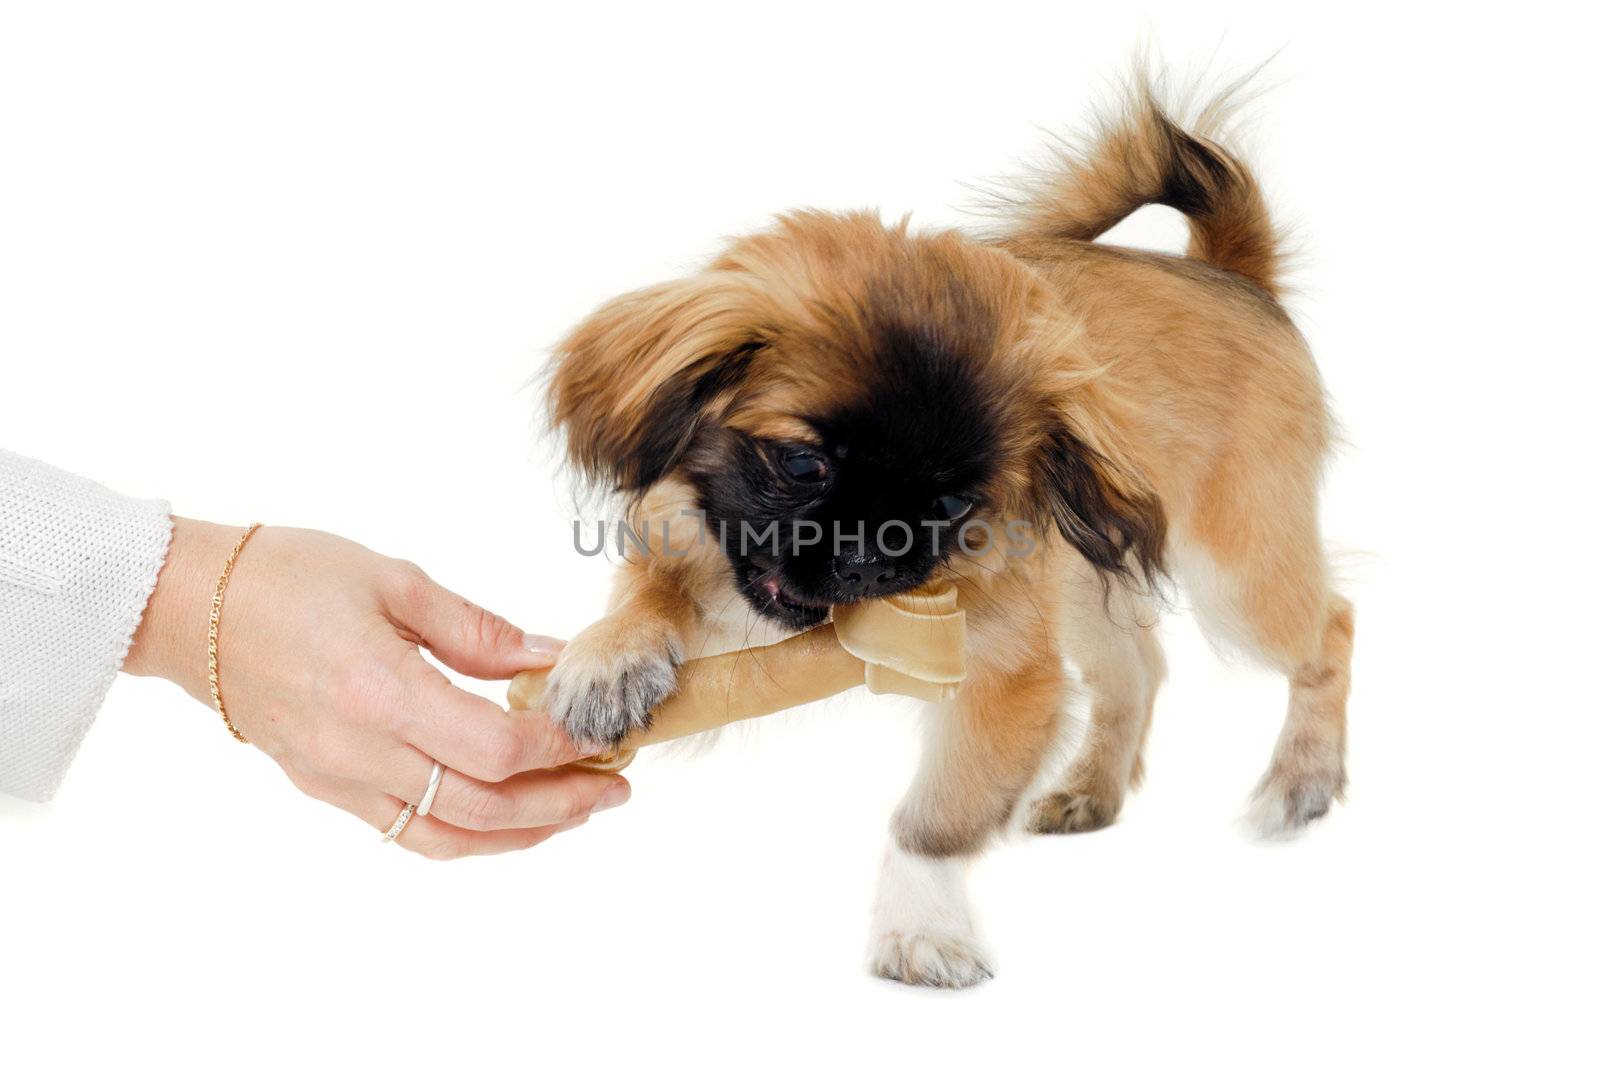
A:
<box><xmin>125</xmin><ymin>517</ymin><xmax>247</xmax><ymax>700</ymax></box>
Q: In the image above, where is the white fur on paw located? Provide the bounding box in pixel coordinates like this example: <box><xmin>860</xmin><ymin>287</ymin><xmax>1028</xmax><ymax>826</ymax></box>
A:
<box><xmin>868</xmin><ymin>843</ymin><xmax>992</xmax><ymax>989</ymax></box>
<box><xmin>543</xmin><ymin>627</ymin><xmax>682</xmax><ymax>748</ymax></box>
<box><xmin>871</xmin><ymin>930</ymin><xmax>994</xmax><ymax>989</ymax></box>
<box><xmin>1248</xmin><ymin>765</ymin><xmax>1344</xmax><ymax>838</ymax></box>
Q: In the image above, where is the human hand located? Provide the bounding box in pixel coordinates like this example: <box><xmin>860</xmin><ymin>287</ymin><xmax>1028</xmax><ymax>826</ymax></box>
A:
<box><xmin>124</xmin><ymin>518</ymin><xmax>629</xmax><ymax>857</ymax></box>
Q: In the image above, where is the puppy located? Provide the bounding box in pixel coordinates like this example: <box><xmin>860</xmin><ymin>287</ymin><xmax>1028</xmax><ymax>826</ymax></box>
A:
<box><xmin>542</xmin><ymin>77</ymin><xmax>1352</xmax><ymax>988</ymax></box>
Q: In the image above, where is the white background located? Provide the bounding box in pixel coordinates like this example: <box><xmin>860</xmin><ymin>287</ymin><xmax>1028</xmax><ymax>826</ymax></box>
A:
<box><xmin>3</xmin><ymin>2</ymin><xmax>1596</xmax><ymax>1063</ymax></box>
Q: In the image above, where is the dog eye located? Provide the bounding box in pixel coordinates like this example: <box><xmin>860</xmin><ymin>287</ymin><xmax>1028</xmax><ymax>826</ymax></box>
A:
<box><xmin>781</xmin><ymin>449</ymin><xmax>829</xmax><ymax>483</ymax></box>
<box><xmin>933</xmin><ymin>495</ymin><xmax>972</xmax><ymax>520</ymax></box>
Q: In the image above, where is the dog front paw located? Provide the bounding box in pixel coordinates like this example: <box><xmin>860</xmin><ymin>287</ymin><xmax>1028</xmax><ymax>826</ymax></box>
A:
<box><xmin>870</xmin><ymin>930</ymin><xmax>994</xmax><ymax>989</ymax></box>
<box><xmin>543</xmin><ymin>619</ymin><xmax>683</xmax><ymax>749</ymax></box>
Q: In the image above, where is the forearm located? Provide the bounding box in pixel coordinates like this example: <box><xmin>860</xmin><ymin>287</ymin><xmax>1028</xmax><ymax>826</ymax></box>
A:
<box><xmin>123</xmin><ymin>516</ymin><xmax>246</xmax><ymax>702</ymax></box>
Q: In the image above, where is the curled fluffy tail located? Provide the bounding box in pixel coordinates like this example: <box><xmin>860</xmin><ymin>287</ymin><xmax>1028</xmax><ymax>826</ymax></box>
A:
<box><xmin>1004</xmin><ymin>72</ymin><xmax>1284</xmax><ymax>296</ymax></box>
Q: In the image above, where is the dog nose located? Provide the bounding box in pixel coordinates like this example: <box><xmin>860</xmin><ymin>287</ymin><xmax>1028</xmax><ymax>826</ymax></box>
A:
<box><xmin>833</xmin><ymin>553</ymin><xmax>898</xmax><ymax>592</ymax></box>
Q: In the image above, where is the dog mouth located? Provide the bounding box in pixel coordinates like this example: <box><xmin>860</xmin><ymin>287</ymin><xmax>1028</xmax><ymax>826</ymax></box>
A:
<box><xmin>749</xmin><ymin>573</ymin><xmax>831</xmax><ymax>629</ymax></box>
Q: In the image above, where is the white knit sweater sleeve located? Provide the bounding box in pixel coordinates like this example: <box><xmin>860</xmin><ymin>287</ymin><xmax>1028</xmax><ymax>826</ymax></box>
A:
<box><xmin>1</xmin><ymin>450</ymin><xmax>172</xmax><ymax>801</ymax></box>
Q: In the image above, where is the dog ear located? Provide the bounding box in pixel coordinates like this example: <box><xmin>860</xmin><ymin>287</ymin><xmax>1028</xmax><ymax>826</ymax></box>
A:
<box><xmin>550</xmin><ymin>272</ymin><xmax>763</xmax><ymax>492</ymax></box>
<box><xmin>1035</xmin><ymin>417</ymin><xmax>1167</xmax><ymax>585</ymax></box>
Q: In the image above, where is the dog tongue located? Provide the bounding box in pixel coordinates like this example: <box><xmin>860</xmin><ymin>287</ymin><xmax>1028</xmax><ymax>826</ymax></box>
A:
<box><xmin>762</xmin><ymin>577</ymin><xmax>782</xmax><ymax>600</ymax></box>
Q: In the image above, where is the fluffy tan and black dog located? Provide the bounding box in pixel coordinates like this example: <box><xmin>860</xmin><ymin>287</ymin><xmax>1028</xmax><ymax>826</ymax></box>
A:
<box><xmin>542</xmin><ymin>76</ymin><xmax>1352</xmax><ymax>988</ymax></box>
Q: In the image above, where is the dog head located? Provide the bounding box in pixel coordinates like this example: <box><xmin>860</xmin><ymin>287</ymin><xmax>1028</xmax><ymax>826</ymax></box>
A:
<box><xmin>550</xmin><ymin>211</ymin><xmax>1164</xmax><ymax>629</ymax></box>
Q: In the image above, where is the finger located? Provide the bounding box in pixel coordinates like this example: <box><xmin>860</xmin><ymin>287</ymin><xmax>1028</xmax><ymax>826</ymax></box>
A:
<box><xmin>391</xmin><ymin>651</ymin><xmax>602</xmax><ymax>781</ymax></box>
<box><xmin>383</xmin><ymin>800</ymin><xmax>589</xmax><ymax>859</ymax></box>
<box><xmin>365</xmin><ymin>742</ymin><xmax>631</xmax><ymax>832</ymax></box>
<box><xmin>290</xmin><ymin>768</ymin><xmax>588</xmax><ymax>859</ymax></box>
<box><xmin>382</xmin><ymin>564</ymin><xmax>564</xmax><ymax>679</ymax></box>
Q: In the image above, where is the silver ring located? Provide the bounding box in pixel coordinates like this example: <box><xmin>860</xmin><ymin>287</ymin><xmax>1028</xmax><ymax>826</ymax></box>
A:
<box><xmin>417</xmin><ymin>761</ymin><xmax>444</xmax><ymax>819</ymax></box>
<box><xmin>380</xmin><ymin>802</ymin><xmax>417</xmax><ymax>844</ymax></box>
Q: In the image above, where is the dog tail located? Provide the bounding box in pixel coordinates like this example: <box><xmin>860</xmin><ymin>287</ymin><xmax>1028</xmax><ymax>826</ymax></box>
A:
<box><xmin>1001</xmin><ymin>69</ymin><xmax>1284</xmax><ymax>297</ymax></box>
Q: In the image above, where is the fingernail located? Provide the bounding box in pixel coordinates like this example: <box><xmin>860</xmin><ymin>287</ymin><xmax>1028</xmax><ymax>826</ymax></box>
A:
<box><xmin>591</xmin><ymin>779</ymin><xmax>631</xmax><ymax>813</ymax></box>
<box><xmin>522</xmin><ymin>634</ymin><xmax>565</xmax><ymax>661</ymax></box>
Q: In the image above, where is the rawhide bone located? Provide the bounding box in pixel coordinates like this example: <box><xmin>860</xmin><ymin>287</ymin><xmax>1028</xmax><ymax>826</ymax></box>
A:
<box><xmin>507</xmin><ymin>582</ymin><xmax>966</xmax><ymax>772</ymax></box>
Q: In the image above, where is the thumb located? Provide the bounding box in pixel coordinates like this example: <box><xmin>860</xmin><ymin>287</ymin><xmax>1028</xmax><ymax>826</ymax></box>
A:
<box><xmin>387</xmin><ymin>568</ymin><xmax>565</xmax><ymax>680</ymax></box>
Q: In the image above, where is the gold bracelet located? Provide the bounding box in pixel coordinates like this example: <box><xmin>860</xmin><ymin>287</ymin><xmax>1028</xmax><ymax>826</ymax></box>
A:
<box><xmin>207</xmin><ymin>523</ymin><xmax>263</xmax><ymax>744</ymax></box>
